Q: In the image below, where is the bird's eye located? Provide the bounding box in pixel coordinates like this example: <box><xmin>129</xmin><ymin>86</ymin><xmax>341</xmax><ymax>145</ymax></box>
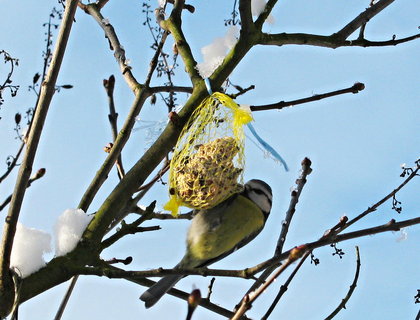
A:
<box><xmin>253</xmin><ymin>189</ymin><xmax>264</xmax><ymax>195</ymax></box>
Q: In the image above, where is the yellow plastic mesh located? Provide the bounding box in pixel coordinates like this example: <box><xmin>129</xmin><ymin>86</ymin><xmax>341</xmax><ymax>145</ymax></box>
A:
<box><xmin>164</xmin><ymin>92</ymin><xmax>253</xmax><ymax>216</ymax></box>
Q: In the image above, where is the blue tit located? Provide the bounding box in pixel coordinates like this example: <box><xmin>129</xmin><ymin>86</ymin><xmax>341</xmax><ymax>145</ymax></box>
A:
<box><xmin>140</xmin><ymin>179</ymin><xmax>273</xmax><ymax>308</ymax></box>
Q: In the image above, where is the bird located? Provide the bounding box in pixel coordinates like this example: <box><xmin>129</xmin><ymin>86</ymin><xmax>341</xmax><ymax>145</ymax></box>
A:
<box><xmin>140</xmin><ymin>179</ymin><xmax>273</xmax><ymax>308</ymax></box>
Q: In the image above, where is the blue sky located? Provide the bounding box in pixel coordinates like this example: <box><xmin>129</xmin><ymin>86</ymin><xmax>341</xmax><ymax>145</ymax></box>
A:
<box><xmin>0</xmin><ymin>0</ymin><xmax>419</xmax><ymax>319</ymax></box>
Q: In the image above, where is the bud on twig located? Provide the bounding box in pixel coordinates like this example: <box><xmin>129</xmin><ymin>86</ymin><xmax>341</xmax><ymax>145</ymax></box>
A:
<box><xmin>33</xmin><ymin>72</ymin><xmax>41</xmax><ymax>85</ymax></box>
<box><xmin>168</xmin><ymin>111</ymin><xmax>179</xmax><ymax>125</ymax></box>
<box><xmin>150</xmin><ymin>94</ymin><xmax>157</xmax><ymax>105</ymax></box>
<box><xmin>15</xmin><ymin>113</ymin><xmax>21</xmax><ymax>125</ymax></box>
<box><xmin>106</xmin><ymin>256</ymin><xmax>133</xmax><ymax>265</ymax></box>
<box><xmin>103</xmin><ymin>142</ymin><xmax>113</xmax><ymax>153</ymax></box>
<box><xmin>352</xmin><ymin>82</ymin><xmax>365</xmax><ymax>93</ymax></box>
<box><xmin>289</xmin><ymin>245</ymin><xmax>307</xmax><ymax>261</ymax></box>
<box><xmin>35</xmin><ymin>168</ymin><xmax>46</xmax><ymax>179</ymax></box>
<box><xmin>186</xmin><ymin>289</ymin><xmax>201</xmax><ymax>320</ymax></box>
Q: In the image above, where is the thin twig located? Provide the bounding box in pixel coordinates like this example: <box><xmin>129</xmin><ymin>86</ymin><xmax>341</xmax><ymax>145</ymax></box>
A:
<box><xmin>0</xmin><ymin>142</ymin><xmax>24</xmax><ymax>184</ymax></box>
<box><xmin>276</xmin><ymin>158</ymin><xmax>312</xmax><ymax>255</ymax></box>
<box><xmin>358</xmin><ymin>23</ymin><xmax>367</xmax><ymax>41</ymax></box>
<box><xmin>207</xmin><ymin>278</ymin><xmax>216</xmax><ymax>300</ymax></box>
<box><xmin>261</xmin><ymin>252</ymin><xmax>310</xmax><ymax>320</ymax></box>
<box><xmin>1</xmin><ymin>8</ymin><xmax>58</xmax><ymax>187</ymax></box>
<box><xmin>0</xmin><ymin>50</ymin><xmax>19</xmax><ymax>102</ymax></box>
<box><xmin>130</xmin><ymin>207</ymin><xmax>194</xmax><ymax>220</ymax></box>
<box><xmin>344</xmin><ymin>33</ymin><xmax>420</xmax><ymax>47</ymax></box>
<box><xmin>250</xmin><ymin>83</ymin><xmax>365</xmax><ymax>112</ymax></box>
<box><xmin>343</xmin><ymin>160</ymin><xmax>419</xmax><ymax>232</ymax></box>
<box><xmin>101</xmin><ymin>202</ymin><xmax>157</xmax><ymax>249</ymax></box>
<box><xmin>106</xmin><ymin>159</ymin><xmax>170</xmax><ymax>231</ymax></box>
<box><xmin>126</xmin><ymin>268</ymin><xmax>241</xmax><ymax>319</ymax></box>
<box><xmin>254</xmin><ymin>0</ymin><xmax>278</xmax><ymax>30</ymax></box>
<box><xmin>82</xmin><ymin>3</ymin><xmax>140</xmax><ymax>91</ymax></box>
<box><xmin>238</xmin><ymin>0</ymin><xmax>253</xmax><ymax>32</ymax></box>
<box><xmin>324</xmin><ymin>246</ymin><xmax>361</xmax><ymax>320</ymax></box>
<box><xmin>228</xmin><ymin>85</ymin><xmax>255</xmax><ymax>99</ymax></box>
<box><xmin>149</xmin><ymin>85</ymin><xmax>193</xmax><ymax>94</ymax></box>
<box><xmin>242</xmin><ymin>158</ymin><xmax>312</xmax><ymax>300</ymax></box>
<box><xmin>103</xmin><ymin>225</ymin><xmax>161</xmax><ymax>249</ymax></box>
<box><xmin>0</xmin><ymin>169</ymin><xmax>46</xmax><ymax>212</ymax></box>
<box><xmin>145</xmin><ymin>5</ymin><xmax>180</xmax><ymax>112</ymax></box>
<box><xmin>138</xmin><ymin>160</ymin><xmax>170</xmax><ymax>192</ymax></box>
<box><xmin>231</xmin><ymin>246</ymin><xmax>306</xmax><ymax>320</ymax></box>
<box><xmin>186</xmin><ymin>289</ymin><xmax>201</xmax><ymax>320</ymax></box>
<box><xmin>103</xmin><ymin>75</ymin><xmax>125</xmax><ymax>179</ymax></box>
<box><xmin>164</xmin><ymin>0</ymin><xmax>195</xmax><ymax>13</ymax></box>
<box><xmin>145</xmin><ymin>31</ymin><xmax>170</xmax><ymax>87</ymax></box>
<box><xmin>163</xmin><ymin>7</ymin><xmax>203</xmax><ymax>86</ymax></box>
<box><xmin>258</xmin><ymin>32</ymin><xmax>420</xmax><ymax>49</ymax></box>
<box><xmin>97</xmin><ymin>0</ymin><xmax>110</xmax><ymax>9</ymax></box>
<box><xmin>333</xmin><ymin>0</ymin><xmax>395</xmax><ymax>40</ymax></box>
<box><xmin>78</xmin><ymin>90</ymin><xmax>150</xmax><ymax>211</ymax></box>
<box><xmin>53</xmin><ymin>275</ymin><xmax>79</xmax><ymax>320</ymax></box>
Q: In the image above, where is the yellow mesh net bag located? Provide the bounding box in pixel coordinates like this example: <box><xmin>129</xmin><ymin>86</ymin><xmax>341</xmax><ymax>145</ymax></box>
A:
<box><xmin>164</xmin><ymin>92</ymin><xmax>253</xmax><ymax>216</ymax></box>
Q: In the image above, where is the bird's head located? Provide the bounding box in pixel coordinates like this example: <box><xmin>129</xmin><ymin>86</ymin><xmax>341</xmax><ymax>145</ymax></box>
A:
<box><xmin>243</xmin><ymin>179</ymin><xmax>273</xmax><ymax>219</ymax></box>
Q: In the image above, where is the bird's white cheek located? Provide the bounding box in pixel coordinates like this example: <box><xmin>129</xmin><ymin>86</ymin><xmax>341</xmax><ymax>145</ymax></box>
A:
<box><xmin>261</xmin><ymin>198</ymin><xmax>272</xmax><ymax>213</ymax></box>
<box><xmin>187</xmin><ymin>215</ymin><xmax>207</xmax><ymax>246</ymax></box>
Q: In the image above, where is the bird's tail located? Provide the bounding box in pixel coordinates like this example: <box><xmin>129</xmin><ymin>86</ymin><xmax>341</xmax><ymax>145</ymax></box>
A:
<box><xmin>140</xmin><ymin>274</ymin><xmax>183</xmax><ymax>308</ymax></box>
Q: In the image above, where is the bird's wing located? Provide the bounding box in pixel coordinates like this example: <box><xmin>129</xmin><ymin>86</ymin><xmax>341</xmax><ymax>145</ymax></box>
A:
<box><xmin>182</xmin><ymin>194</ymin><xmax>265</xmax><ymax>268</ymax></box>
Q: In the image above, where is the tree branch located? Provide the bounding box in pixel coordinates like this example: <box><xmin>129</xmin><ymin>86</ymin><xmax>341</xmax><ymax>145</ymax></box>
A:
<box><xmin>130</xmin><ymin>206</ymin><xmax>193</xmax><ymax>220</ymax></box>
<box><xmin>149</xmin><ymin>85</ymin><xmax>193</xmax><ymax>95</ymax></box>
<box><xmin>325</xmin><ymin>246</ymin><xmax>361</xmax><ymax>320</ymax></box>
<box><xmin>103</xmin><ymin>75</ymin><xmax>125</xmax><ymax>179</ymax></box>
<box><xmin>228</xmin><ymin>84</ymin><xmax>255</xmax><ymax>99</ymax></box>
<box><xmin>250</xmin><ymin>82</ymin><xmax>365</xmax><ymax>112</ymax></box>
<box><xmin>276</xmin><ymin>158</ymin><xmax>312</xmax><ymax>255</ymax></box>
<box><xmin>343</xmin><ymin>159</ymin><xmax>419</xmax><ymax>232</ymax></box>
<box><xmin>243</xmin><ymin>158</ymin><xmax>312</xmax><ymax>298</ymax></box>
<box><xmin>232</xmin><ymin>246</ymin><xmax>306</xmax><ymax>320</ymax></box>
<box><xmin>333</xmin><ymin>0</ymin><xmax>395</xmax><ymax>40</ymax></box>
<box><xmin>343</xmin><ymin>33</ymin><xmax>420</xmax><ymax>47</ymax></box>
<box><xmin>78</xmin><ymin>89</ymin><xmax>150</xmax><ymax>211</ymax></box>
<box><xmin>258</xmin><ymin>32</ymin><xmax>420</xmax><ymax>49</ymax></box>
<box><xmin>105</xmin><ymin>159</ymin><xmax>170</xmax><ymax>232</ymax></box>
<box><xmin>304</xmin><ymin>217</ymin><xmax>420</xmax><ymax>254</ymax></box>
<box><xmin>81</xmin><ymin>3</ymin><xmax>141</xmax><ymax>92</ymax></box>
<box><xmin>0</xmin><ymin>142</ymin><xmax>24</xmax><ymax>184</ymax></box>
<box><xmin>0</xmin><ymin>169</ymin><xmax>45</xmax><ymax>212</ymax></box>
<box><xmin>238</xmin><ymin>0</ymin><xmax>254</xmax><ymax>33</ymax></box>
<box><xmin>254</xmin><ymin>0</ymin><xmax>278</xmax><ymax>30</ymax></box>
<box><xmin>145</xmin><ymin>31</ymin><xmax>170</xmax><ymax>87</ymax></box>
<box><xmin>101</xmin><ymin>202</ymin><xmax>158</xmax><ymax>250</ymax></box>
<box><xmin>0</xmin><ymin>1</ymin><xmax>79</xmax><ymax>316</ymax></box>
<box><xmin>97</xmin><ymin>0</ymin><xmax>110</xmax><ymax>10</ymax></box>
<box><xmin>112</xmin><ymin>262</ymin><xmax>240</xmax><ymax>319</ymax></box>
<box><xmin>163</xmin><ymin>6</ymin><xmax>203</xmax><ymax>87</ymax></box>
<box><xmin>261</xmin><ymin>252</ymin><xmax>310</xmax><ymax>320</ymax></box>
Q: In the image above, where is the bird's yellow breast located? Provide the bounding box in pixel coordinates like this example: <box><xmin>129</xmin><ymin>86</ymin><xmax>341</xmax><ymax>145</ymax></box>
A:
<box><xmin>186</xmin><ymin>195</ymin><xmax>264</xmax><ymax>264</ymax></box>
